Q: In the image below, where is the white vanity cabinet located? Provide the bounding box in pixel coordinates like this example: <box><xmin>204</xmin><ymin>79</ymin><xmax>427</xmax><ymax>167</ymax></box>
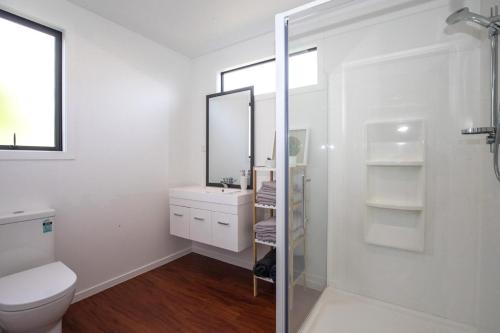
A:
<box><xmin>169</xmin><ymin>186</ymin><xmax>253</xmax><ymax>252</ymax></box>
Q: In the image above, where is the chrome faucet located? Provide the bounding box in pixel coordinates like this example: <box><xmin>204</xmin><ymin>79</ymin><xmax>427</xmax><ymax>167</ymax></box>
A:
<box><xmin>220</xmin><ymin>181</ymin><xmax>229</xmax><ymax>192</ymax></box>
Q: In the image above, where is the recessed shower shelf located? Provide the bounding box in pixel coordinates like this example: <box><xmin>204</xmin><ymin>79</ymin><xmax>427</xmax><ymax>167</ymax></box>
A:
<box><xmin>366</xmin><ymin>200</ymin><xmax>424</xmax><ymax>211</ymax></box>
<box><xmin>366</xmin><ymin>161</ymin><xmax>424</xmax><ymax>166</ymax></box>
<box><xmin>364</xmin><ymin>120</ymin><xmax>426</xmax><ymax>252</ymax></box>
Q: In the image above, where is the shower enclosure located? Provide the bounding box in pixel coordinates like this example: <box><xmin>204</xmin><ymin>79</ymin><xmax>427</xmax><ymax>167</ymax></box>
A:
<box><xmin>275</xmin><ymin>0</ymin><xmax>500</xmax><ymax>332</ymax></box>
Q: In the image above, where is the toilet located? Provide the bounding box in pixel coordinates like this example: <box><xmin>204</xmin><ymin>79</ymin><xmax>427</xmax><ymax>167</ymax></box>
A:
<box><xmin>0</xmin><ymin>209</ymin><xmax>77</xmax><ymax>333</ymax></box>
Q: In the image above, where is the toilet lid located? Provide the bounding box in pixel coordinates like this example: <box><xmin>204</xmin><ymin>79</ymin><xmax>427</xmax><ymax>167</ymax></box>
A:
<box><xmin>0</xmin><ymin>261</ymin><xmax>77</xmax><ymax>312</ymax></box>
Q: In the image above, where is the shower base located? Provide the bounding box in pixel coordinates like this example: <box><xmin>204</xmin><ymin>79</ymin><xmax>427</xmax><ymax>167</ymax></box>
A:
<box><xmin>299</xmin><ymin>288</ymin><xmax>476</xmax><ymax>333</ymax></box>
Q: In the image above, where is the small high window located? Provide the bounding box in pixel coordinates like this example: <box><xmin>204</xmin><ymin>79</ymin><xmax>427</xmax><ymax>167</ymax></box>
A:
<box><xmin>0</xmin><ymin>9</ymin><xmax>63</xmax><ymax>151</ymax></box>
<box><xmin>221</xmin><ymin>47</ymin><xmax>318</xmax><ymax>95</ymax></box>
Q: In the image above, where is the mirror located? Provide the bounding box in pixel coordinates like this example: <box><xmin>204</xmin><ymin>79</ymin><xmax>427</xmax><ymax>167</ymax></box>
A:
<box><xmin>206</xmin><ymin>87</ymin><xmax>254</xmax><ymax>189</ymax></box>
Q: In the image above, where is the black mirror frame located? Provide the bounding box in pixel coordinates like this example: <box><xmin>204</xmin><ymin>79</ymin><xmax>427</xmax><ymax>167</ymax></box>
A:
<box><xmin>206</xmin><ymin>86</ymin><xmax>255</xmax><ymax>189</ymax></box>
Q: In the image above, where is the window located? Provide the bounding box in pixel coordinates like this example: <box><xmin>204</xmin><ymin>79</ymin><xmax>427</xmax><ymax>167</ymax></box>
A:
<box><xmin>221</xmin><ymin>47</ymin><xmax>318</xmax><ymax>95</ymax></box>
<box><xmin>0</xmin><ymin>9</ymin><xmax>62</xmax><ymax>151</ymax></box>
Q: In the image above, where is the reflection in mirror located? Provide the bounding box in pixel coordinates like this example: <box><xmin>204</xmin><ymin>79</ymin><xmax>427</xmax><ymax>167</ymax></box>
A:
<box><xmin>206</xmin><ymin>87</ymin><xmax>254</xmax><ymax>188</ymax></box>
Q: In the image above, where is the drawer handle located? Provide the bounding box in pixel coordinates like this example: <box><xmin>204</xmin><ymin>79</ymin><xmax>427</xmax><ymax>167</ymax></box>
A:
<box><xmin>217</xmin><ymin>221</ymin><xmax>229</xmax><ymax>226</ymax></box>
<box><xmin>173</xmin><ymin>213</ymin><xmax>183</xmax><ymax>217</ymax></box>
<box><xmin>194</xmin><ymin>217</ymin><xmax>205</xmax><ymax>221</ymax></box>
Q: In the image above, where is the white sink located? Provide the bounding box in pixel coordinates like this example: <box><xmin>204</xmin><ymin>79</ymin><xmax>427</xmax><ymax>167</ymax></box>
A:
<box><xmin>170</xmin><ymin>186</ymin><xmax>252</xmax><ymax>205</ymax></box>
<box><xmin>203</xmin><ymin>187</ymin><xmax>241</xmax><ymax>194</ymax></box>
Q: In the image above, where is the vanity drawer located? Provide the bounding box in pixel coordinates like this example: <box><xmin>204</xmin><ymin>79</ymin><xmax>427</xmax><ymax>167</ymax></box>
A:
<box><xmin>190</xmin><ymin>208</ymin><xmax>211</xmax><ymax>244</ymax></box>
<box><xmin>211</xmin><ymin>212</ymin><xmax>238</xmax><ymax>251</ymax></box>
<box><xmin>170</xmin><ymin>205</ymin><xmax>189</xmax><ymax>239</ymax></box>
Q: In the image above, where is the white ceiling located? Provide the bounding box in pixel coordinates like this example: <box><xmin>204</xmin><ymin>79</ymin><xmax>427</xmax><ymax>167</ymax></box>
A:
<box><xmin>68</xmin><ymin>0</ymin><xmax>313</xmax><ymax>58</ymax></box>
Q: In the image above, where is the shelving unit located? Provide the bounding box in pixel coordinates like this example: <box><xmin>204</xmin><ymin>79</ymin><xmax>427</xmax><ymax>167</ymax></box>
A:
<box><xmin>254</xmin><ymin>203</ymin><xmax>276</xmax><ymax>210</ymax></box>
<box><xmin>255</xmin><ymin>238</ymin><xmax>276</xmax><ymax>247</ymax></box>
<box><xmin>364</xmin><ymin>120</ymin><xmax>426</xmax><ymax>252</ymax></box>
<box><xmin>252</xmin><ymin>166</ymin><xmax>307</xmax><ymax>298</ymax></box>
<box><xmin>252</xmin><ymin>166</ymin><xmax>276</xmax><ymax>296</ymax></box>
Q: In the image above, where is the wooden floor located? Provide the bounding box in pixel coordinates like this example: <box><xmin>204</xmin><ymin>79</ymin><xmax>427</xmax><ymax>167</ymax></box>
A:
<box><xmin>63</xmin><ymin>253</ymin><xmax>275</xmax><ymax>333</ymax></box>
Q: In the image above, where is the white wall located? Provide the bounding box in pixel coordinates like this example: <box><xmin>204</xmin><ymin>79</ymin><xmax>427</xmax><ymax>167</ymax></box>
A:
<box><xmin>0</xmin><ymin>0</ymin><xmax>192</xmax><ymax>297</ymax></box>
<box><xmin>303</xmin><ymin>0</ymin><xmax>483</xmax><ymax>328</ymax></box>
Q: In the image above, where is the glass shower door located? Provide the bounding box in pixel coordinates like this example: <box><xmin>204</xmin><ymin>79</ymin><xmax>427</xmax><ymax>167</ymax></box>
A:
<box><xmin>276</xmin><ymin>0</ymin><xmax>500</xmax><ymax>333</ymax></box>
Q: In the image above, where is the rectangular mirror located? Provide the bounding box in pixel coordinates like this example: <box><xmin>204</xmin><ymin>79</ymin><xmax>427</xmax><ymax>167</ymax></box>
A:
<box><xmin>206</xmin><ymin>87</ymin><xmax>254</xmax><ymax>189</ymax></box>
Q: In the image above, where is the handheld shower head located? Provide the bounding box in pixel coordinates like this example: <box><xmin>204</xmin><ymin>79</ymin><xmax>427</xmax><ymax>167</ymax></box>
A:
<box><xmin>446</xmin><ymin>7</ymin><xmax>491</xmax><ymax>27</ymax></box>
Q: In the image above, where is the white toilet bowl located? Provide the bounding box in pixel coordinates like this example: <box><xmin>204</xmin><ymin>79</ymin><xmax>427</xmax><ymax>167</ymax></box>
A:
<box><xmin>0</xmin><ymin>262</ymin><xmax>77</xmax><ymax>333</ymax></box>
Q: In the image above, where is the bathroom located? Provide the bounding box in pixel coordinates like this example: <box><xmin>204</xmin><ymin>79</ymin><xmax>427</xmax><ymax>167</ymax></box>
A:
<box><xmin>0</xmin><ymin>0</ymin><xmax>500</xmax><ymax>332</ymax></box>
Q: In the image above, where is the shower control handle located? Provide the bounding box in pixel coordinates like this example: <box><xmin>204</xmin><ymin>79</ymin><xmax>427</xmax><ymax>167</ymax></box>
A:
<box><xmin>461</xmin><ymin>127</ymin><xmax>497</xmax><ymax>148</ymax></box>
<box><xmin>461</xmin><ymin>127</ymin><xmax>496</xmax><ymax>135</ymax></box>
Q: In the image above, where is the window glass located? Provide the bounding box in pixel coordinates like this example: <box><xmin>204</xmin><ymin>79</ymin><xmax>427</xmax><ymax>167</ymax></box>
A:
<box><xmin>0</xmin><ymin>10</ymin><xmax>62</xmax><ymax>150</ymax></box>
<box><xmin>222</xmin><ymin>48</ymin><xmax>317</xmax><ymax>95</ymax></box>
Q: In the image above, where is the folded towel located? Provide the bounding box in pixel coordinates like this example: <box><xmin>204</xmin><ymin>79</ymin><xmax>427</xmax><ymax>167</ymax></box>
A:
<box><xmin>259</xmin><ymin>186</ymin><xmax>275</xmax><ymax>191</ymax></box>
<box><xmin>256</xmin><ymin>231</ymin><xmax>275</xmax><ymax>236</ymax></box>
<box><xmin>255</xmin><ymin>218</ymin><xmax>276</xmax><ymax>243</ymax></box>
<box><xmin>256</xmin><ymin>230</ymin><xmax>275</xmax><ymax>235</ymax></box>
<box><xmin>270</xmin><ymin>265</ymin><xmax>276</xmax><ymax>282</ymax></box>
<box><xmin>253</xmin><ymin>249</ymin><xmax>276</xmax><ymax>278</ymax></box>
<box><xmin>258</xmin><ymin>190</ymin><xmax>275</xmax><ymax>195</ymax></box>
<box><xmin>257</xmin><ymin>194</ymin><xmax>275</xmax><ymax>200</ymax></box>
<box><xmin>256</xmin><ymin>200</ymin><xmax>276</xmax><ymax>206</ymax></box>
<box><xmin>257</xmin><ymin>200</ymin><xmax>276</xmax><ymax>206</ymax></box>
<box><xmin>260</xmin><ymin>181</ymin><xmax>276</xmax><ymax>189</ymax></box>
<box><xmin>256</xmin><ymin>226</ymin><xmax>275</xmax><ymax>231</ymax></box>
<box><xmin>256</xmin><ymin>227</ymin><xmax>275</xmax><ymax>232</ymax></box>
<box><xmin>256</xmin><ymin>236</ymin><xmax>276</xmax><ymax>243</ymax></box>
<box><xmin>257</xmin><ymin>181</ymin><xmax>276</xmax><ymax>203</ymax></box>
<box><xmin>255</xmin><ymin>217</ymin><xmax>276</xmax><ymax>227</ymax></box>
<box><xmin>256</xmin><ymin>194</ymin><xmax>276</xmax><ymax>201</ymax></box>
<box><xmin>259</xmin><ymin>186</ymin><xmax>275</xmax><ymax>192</ymax></box>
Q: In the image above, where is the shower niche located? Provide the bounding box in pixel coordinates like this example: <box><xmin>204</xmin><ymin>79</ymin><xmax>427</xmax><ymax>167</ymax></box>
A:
<box><xmin>364</xmin><ymin>119</ymin><xmax>425</xmax><ymax>252</ymax></box>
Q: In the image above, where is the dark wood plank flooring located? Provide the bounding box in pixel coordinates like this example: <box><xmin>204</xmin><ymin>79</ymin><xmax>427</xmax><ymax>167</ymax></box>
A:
<box><xmin>63</xmin><ymin>253</ymin><xmax>275</xmax><ymax>333</ymax></box>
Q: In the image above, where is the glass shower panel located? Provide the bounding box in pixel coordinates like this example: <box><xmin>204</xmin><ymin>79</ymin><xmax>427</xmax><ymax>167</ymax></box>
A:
<box><xmin>286</xmin><ymin>30</ymin><xmax>329</xmax><ymax>333</ymax></box>
<box><xmin>281</xmin><ymin>0</ymin><xmax>500</xmax><ymax>332</ymax></box>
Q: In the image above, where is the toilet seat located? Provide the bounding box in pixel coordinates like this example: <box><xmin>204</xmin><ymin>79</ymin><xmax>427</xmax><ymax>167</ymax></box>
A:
<box><xmin>0</xmin><ymin>262</ymin><xmax>76</xmax><ymax>312</ymax></box>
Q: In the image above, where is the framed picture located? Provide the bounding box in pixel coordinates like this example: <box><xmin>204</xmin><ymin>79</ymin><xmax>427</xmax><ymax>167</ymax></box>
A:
<box><xmin>271</xmin><ymin>128</ymin><xmax>310</xmax><ymax>166</ymax></box>
<box><xmin>288</xmin><ymin>128</ymin><xmax>309</xmax><ymax>166</ymax></box>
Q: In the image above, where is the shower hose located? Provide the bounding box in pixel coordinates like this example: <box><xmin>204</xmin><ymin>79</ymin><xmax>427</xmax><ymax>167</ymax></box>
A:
<box><xmin>491</xmin><ymin>26</ymin><xmax>500</xmax><ymax>182</ymax></box>
<box><xmin>495</xmin><ymin>126</ymin><xmax>500</xmax><ymax>181</ymax></box>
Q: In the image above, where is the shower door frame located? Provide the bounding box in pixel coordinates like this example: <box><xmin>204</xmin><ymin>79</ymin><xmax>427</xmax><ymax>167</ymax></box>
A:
<box><xmin>274</xmin><ymin>1</ymin><xmax>334</xmax><ymax>332</ymax></box>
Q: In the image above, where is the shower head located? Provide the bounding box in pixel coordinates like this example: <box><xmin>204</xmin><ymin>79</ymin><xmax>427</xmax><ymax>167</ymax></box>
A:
<box><xmin>446</xmin><ymin>7</ymin><xmax>491</xmax><ymax>28</ymax></box>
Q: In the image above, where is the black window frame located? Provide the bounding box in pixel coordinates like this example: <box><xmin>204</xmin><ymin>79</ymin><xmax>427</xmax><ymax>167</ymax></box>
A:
<box><xmin>0</xmin><ymin>8</ymin><xmax>63</xmax><ymax>151</ymax></box>
<box><xmin>220</xmin><ymin>47</ymin><xmax>317</xmax><ymax>92</ymax></box>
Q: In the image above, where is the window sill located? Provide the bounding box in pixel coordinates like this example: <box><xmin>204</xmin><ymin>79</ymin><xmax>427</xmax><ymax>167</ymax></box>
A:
<box><xmin>0</xmin><ymin>150</ymin><xmax>75</xmax><ymax>161</ymax></box>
